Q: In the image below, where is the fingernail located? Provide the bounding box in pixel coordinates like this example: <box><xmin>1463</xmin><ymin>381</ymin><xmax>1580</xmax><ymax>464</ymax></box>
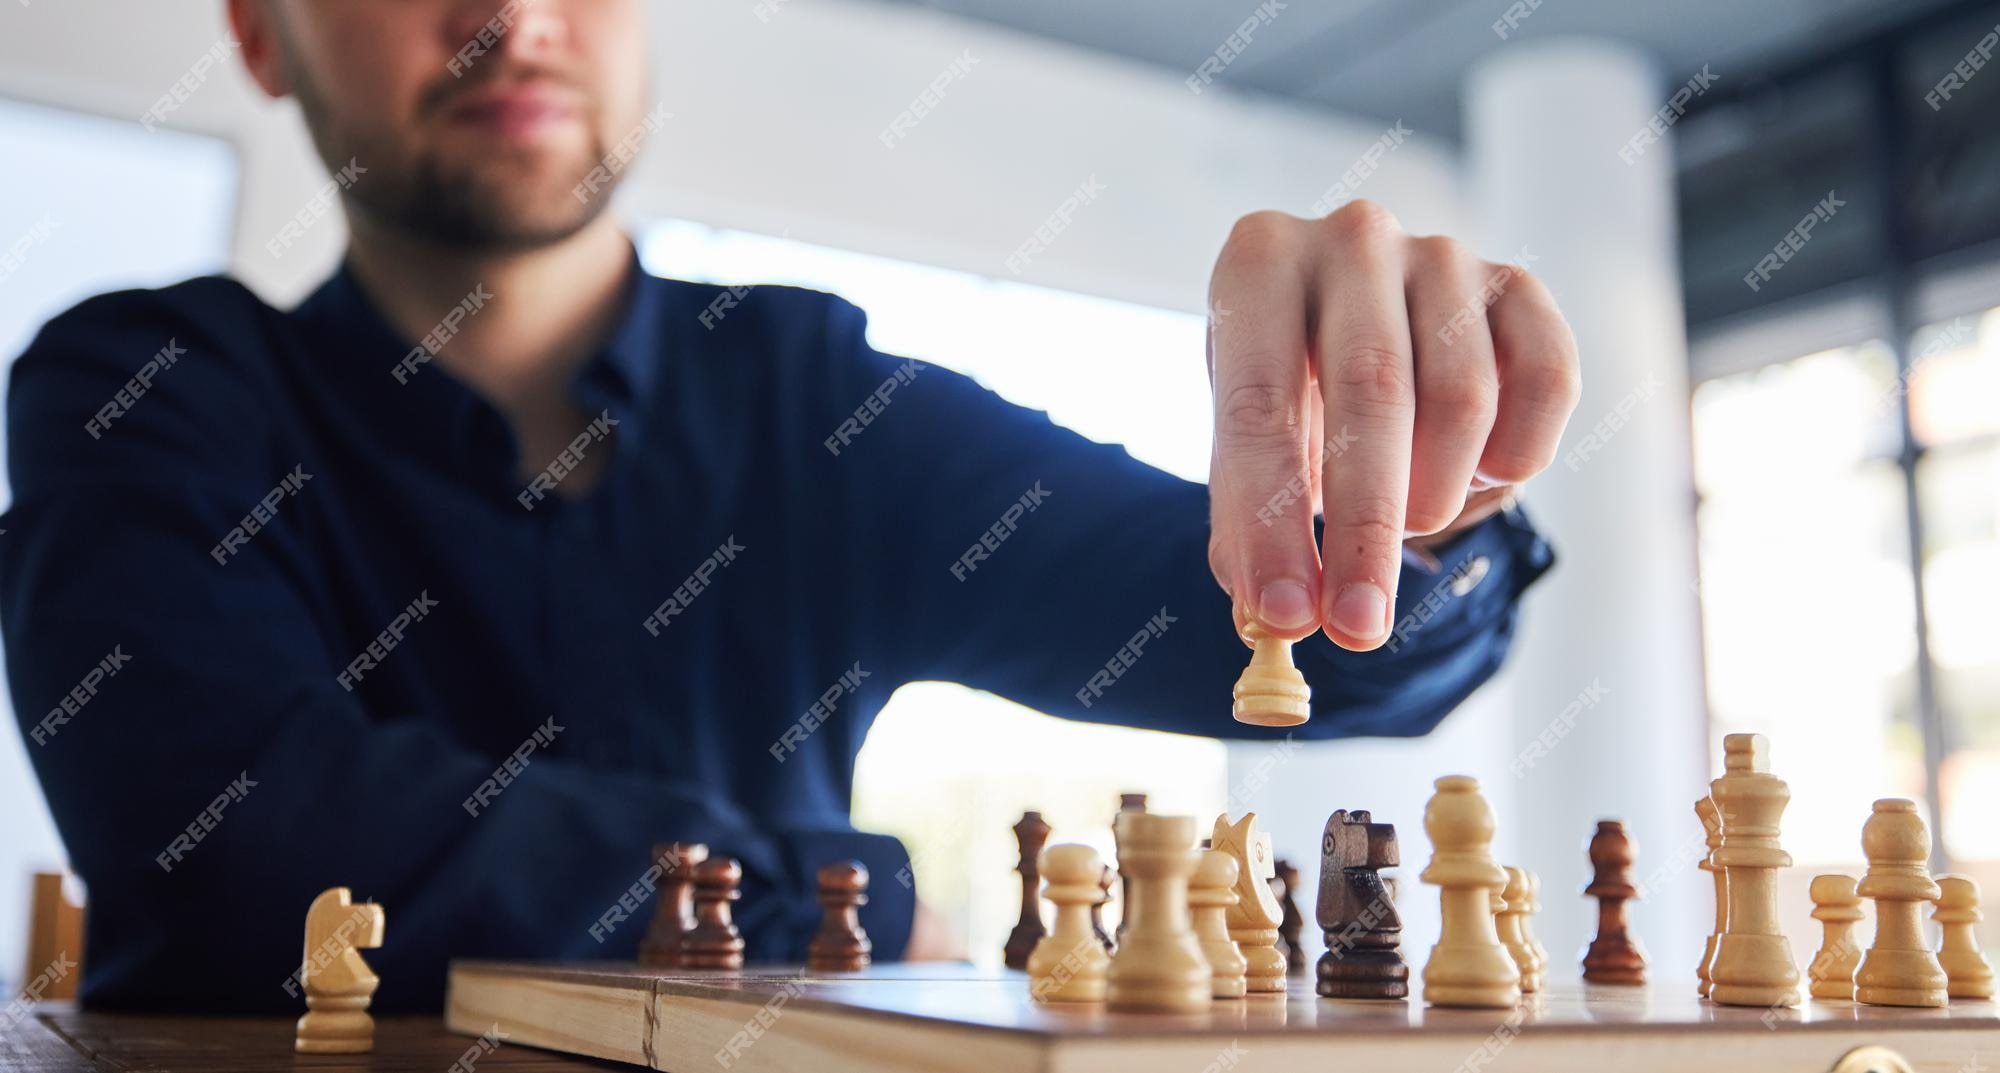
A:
<box><xmin>1469</xmin><ymin>469</ymin><xmax>1506</xmax><ymax>493</ymax></box>
<box><xmin>1257</xmin><ymin>581</ymin><xmax>1317</xmax><ymax>631</ymax></box>
<box><xmin>1330</xmin><ymin>583</ymin><xmax>1389</xmax><ymax>641</ymax></box>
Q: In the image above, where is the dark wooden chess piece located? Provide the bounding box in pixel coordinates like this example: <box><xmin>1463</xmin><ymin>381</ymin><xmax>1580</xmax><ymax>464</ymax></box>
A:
<box><xmin>1274</xmin><ymin>857</ymin><xmax>1307</xmax><ymax>975</ymax></box>
<box><xmin>807</xmin><ymin>860</ymin><xmax>872</xmax><ymax>972</ymax></box>
<box><xmin>1091</xmin><ymin>865</ymin><xmax>1116</xmax><ymax>952</ymax></box>
<box><xmin>1003</xmin><ymin>811</ymin><xmax>1051</xmax><ymax>970</ymax></box>
<box><xmin>1114</xmin><ymin>793</ymin><xmax>1146</xmax><ymax>944</ymax></box>
<box><xmin>1582</xmin><ymin>819</ymin><xmax>1647</xmax><ymax>984</ymax></box>
<box><xmin>1316</xmin><ymin>808</ymin><xmax>1409</xmax><ymax>999</ymax></box>
<box><xmin>681</xmin><ymin>857</ymin><xmax>746</xmax><ymax>970</ymax></box>
<box><xmin>639</xmin><ymin>842</ymin><xmax>709</xmax><ymax>967</ymax></box>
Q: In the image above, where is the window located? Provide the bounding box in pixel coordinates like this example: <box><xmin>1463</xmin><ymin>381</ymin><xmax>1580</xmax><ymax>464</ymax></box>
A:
<box><xmin>637</xmin><ymin>221</ymin><xmax>1228</xmax><ymax>961</ymax></box>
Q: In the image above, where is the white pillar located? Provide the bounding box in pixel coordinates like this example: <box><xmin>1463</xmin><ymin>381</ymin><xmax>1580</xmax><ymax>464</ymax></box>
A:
<box><xmin>1464</xmin><ymin>40</ymin><xmax>1708</xmax><ymax>983</ymax></box>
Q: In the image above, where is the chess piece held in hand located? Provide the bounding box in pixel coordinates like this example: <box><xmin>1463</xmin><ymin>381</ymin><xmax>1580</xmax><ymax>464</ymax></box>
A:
<box><xmin>1232</xmin><ymin>622</ymin><xmax>1310</xmax><ymax>727</ymax></box>
<box><xmin>1419</xmin><ymin>776</ymin><xmax>1520</xmax><ymax>1008</ymax></box>
<box><xmin>1707</xmin><ymin>733</ymin><xmax>1801</xmax><ymax>1008</ymax></box>
<box><xmin>1106</xmin><ymin>813</ymin><xmax>1211</xmax><ymax>1012</ymax></box>
<box><xmin>1028</xmin><ymin>844</ymin><xmax>1111</xmax><ymax>1002</ymax></box>
<box><xmin>1854</xmin><ymin>799</ymin><xmax>1948</xmax><ymax>1008</ymax></box>
<box><xmin>640</xmin><ymin>842</ymin><xmax>709</xmax><ymax>967</ymax></box>
<box><xmin>807</xmin><ymin>860</ymin><xmax>872</xmax><ymax>972</ymax></box>
<box><xmin>1315</xmin><ymin>808</ymin><xmax>1408</xmax><ymax>1000</ymax></box>
<box><xmin>295</xmin><ymin>887</ymin><xmax>386</xmax><ymax>1054</ymax></box>
<box><xmin>1581</xmin><ymin>820</ymin><xmax>1647</xmax><ymax>984</ymax></box>
<box><xmin>1004</xmin><ymin>811</ymin><xmax>1052</xmax><ymax>970</ymax></box>
<box><xmin>1807</xmin><ymin>874</ymin><xmax>1863</xmax><ymax>1001</ymax></box>
<box><xmin>1935</xmin><ymin>875</ymin><xmax>1996</xmax><ymax>1000</ymax></box>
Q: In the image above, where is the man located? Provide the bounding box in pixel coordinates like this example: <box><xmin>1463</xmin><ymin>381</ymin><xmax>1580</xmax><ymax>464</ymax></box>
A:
<box><xmin>2</xmin><ymin>0</ymin><xmax>1576</xmax><ymax>1012</ymax></box>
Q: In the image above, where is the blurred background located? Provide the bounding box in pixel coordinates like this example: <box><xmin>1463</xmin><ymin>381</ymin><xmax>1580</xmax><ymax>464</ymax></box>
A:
<box><xmin>2</xmin><ymin>0</ymin><xmax>1997</xmax><ymax>995</ymax></box>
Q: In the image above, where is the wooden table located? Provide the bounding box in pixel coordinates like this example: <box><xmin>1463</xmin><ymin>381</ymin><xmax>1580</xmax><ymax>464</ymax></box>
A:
<box><xmin>1</xmin><ymin>1005</ymin><xmax>618</xmax><ymax>1073</ymax></box>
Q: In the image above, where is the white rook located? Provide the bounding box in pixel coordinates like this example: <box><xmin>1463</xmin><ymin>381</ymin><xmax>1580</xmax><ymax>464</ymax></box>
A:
<box><xmin>1464</xmin><ymin>39</ymin><xmax>1706</xmax><ymax>982</ymax></box>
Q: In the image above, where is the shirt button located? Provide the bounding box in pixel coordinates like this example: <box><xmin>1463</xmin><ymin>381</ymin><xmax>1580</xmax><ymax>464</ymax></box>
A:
<box><xmin>1450</xmin><ymin>556</ymin><xmax>1490</xmax><ymax>597</ymax></box>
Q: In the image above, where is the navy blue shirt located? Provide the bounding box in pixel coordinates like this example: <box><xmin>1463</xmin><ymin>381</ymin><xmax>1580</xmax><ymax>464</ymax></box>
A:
<box><xmin>2</xmin><ymin>256</ymin><xmax>1550</xmax><ymax>1012</ymax></box>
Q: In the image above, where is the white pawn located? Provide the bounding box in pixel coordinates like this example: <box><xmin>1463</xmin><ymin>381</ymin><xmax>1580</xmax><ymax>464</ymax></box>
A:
<box><xmin>1027</xmin><ymin>844</ymin><xmax>1111</xmax><ymax>1002</ymax></box>
<box><xmin>1855</xmin><ymin>799</ymin><xmax>1948</xmax><ymax>1008</ymax></box>
<box><xmin>1107</xmin><ymin>813</ymin><xmax>1211</xmax><ymax>1012</ymax></box>
<box><xmin>1231</xmin><ymin>623</ymin><xmax>1310</xmax><ymax>727</ymax></box>
<box><xmin>1191</xmin><ymin>849</ymin><xmax>1248</xmax><ymax>999</ymax></box>
<box><xmin>1497</xmin><ymin>866</ymin><xmax>1539</xmax><ymax>992</ymax></box>
<box><xmin>1935</xmin><ymin>875</ymin><xmax>1996</xmax><ymax>1000</ymax></box>
<box><xmin>1420</xmin><ymin>776</ymin><xmax>1520</xmax><ymax>1008</ymax></box>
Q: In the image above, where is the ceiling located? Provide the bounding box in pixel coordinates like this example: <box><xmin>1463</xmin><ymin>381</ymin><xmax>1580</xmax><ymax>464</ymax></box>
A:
<box><xmin>876</xmin><ymin>0</ymin><xmax>1975</xmax><ymax>141</ymax></box>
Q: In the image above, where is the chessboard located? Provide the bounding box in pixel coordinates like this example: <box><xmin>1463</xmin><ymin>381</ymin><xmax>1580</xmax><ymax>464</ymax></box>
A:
<box><xmin>444</xmin><ymin>959</ymin><xmax>2000</xmax><ymax>1073</ymax></box>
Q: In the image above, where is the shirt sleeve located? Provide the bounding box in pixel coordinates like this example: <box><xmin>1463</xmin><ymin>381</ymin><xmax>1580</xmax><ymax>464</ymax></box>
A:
<box><xmin>823</xmin><ymin>296</ymin><xmax>1554</xmax><ymax>742</ymax></box>
<box><xmin>0</xmin><ymin>289</ymin><xmax>911</xmax><ymax>1013</ymax></box>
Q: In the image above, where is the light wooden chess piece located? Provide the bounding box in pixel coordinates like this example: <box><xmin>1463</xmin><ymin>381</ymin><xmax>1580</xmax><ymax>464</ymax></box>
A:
<box><xmin>295</xmin><ymin>887</ymin><xmax>385</xmax><ymax>1054</ymax></box>
<box><xmin>1707</xmin><ymin>733</ymin><xmax>1801</xmax><ymax>1008</ymax></box>
<box><xmin>1106</xmin><ymin>813</ymin><xmax>1211</xmax><ymax>1012</ymax></box>
<box><xmin>1232</xmin><ymin>623</ymin><xmax>1310</xmax><ymax>727</ymax></box>
<box><xmin>1523</xmin><ymin>869</ymin><xmax>1550</xmax><ymax>988</ymax></box>
<box><xmin>1191</xmin><ymin>849</ymin><xmax>1249</xmax><ymax>998</ymax></box>
<box><xmin>1113</xmin><ymin>793</ymin><xmax>1146</xmax><ymax>945</ymax></box>
<box><xmin>1934</xmin><ymin>875</ymin><xmax>1996</xmax><ymax>1000</ymax></box>
<box><xmin>1027</xmin><ymin>844</ymin><xmax>1111</xmax><ymax>1002</ymax></box>
<box><xmin>1498</xmin><ymin>866</ymin><xmax>1539</xmax><ymax>992</ymax></box>
<box><xmin>1419</xmin><ymin>776</ymin><xmax>1520</xmax><ymax>1008</ymax></box>
<box><xmin>1807</xmin><ymin>873</ymin><xmax>1863</xmax><ymax>1001</ymax></box>
<box><xmin>1212</xmin><ymin>812</ymin><xmax>1286</xmax><ymax>992</ymax></box>
<box><xmin>1854</xmin><ymin>798</ymin><xmax>1948</xmax><ymax>1008</ymax></box>
<box><xmin>1696</xmin><ymin>795</ymin><xmax>1727</xmax><ymax>998</ymax></box>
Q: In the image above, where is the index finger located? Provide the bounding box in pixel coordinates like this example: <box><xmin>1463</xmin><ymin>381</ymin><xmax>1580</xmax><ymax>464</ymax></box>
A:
<box><xmin>1314</xmin><ymin>208</ymin><xmax>1415</xmax><ymax>651</ymax></box>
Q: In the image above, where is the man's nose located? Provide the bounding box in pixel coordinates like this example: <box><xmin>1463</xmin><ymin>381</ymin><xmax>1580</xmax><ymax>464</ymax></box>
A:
<box><xmin>442</xmin><ymin>0</ymin><xmax>571</xmax><ymax>68</ymax></box>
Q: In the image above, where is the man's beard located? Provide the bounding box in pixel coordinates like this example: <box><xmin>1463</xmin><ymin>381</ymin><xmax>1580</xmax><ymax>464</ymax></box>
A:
<box><xmin>285</xmin><ymin>50</ymin><xmax>621</xmax><ymax>252</ymax></box>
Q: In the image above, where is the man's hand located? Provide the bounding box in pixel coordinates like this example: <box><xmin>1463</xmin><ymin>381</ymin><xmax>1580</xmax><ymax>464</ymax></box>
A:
<box><xmin>1206</xmin><ymin>201</ymin><xmax>1580</xmax><ymax>652</ymax></box>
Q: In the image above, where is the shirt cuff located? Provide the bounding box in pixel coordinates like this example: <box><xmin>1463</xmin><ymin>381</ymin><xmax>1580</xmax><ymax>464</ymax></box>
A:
<box><xmin>1385</xmin><ymin>500</ymin><xmax>1553</xmax><ymax>656</ymax></box>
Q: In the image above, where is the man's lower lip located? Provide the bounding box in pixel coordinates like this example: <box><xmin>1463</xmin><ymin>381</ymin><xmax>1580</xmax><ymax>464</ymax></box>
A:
<box><xmin>448</xmin><ymin>102</ymin><xmax>578</xmax><ymax>131</ymax></box>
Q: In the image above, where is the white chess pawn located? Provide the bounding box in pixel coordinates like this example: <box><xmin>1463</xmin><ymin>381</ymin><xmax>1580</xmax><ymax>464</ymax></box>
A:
<box><xmin>1420</xmin><ymin>776</ymin><xmax>1520</xmax><ymax>1008</ymax></box>
<box><xmin>1231</xmin><ymin>623</ymin><xmax>1310</xmax><ymax>727</ymax></box>
<box><xmin>1855</xmin><ymin>799</ymin><xmax>1948</xmax><ymax>1008</ymax></box>
<box><xmin>1027</xmin><ymin>844</ymin><xmax>1111</xmax><ymax>1002</ymax></box>
<box><xmin>1190</xmin><ymin>849</ymin><xmax>1248</xmax><ymax>999</ymax></box>
<box><xmin>1935</xmin><ymin>875</ymin><xmax>1996</xmax><ymax>1000</ymax></box>
<box><xmin>1497</xmin><ymin>866</ymin><xmax>1539</xmax><ymax>992</ymax></box>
